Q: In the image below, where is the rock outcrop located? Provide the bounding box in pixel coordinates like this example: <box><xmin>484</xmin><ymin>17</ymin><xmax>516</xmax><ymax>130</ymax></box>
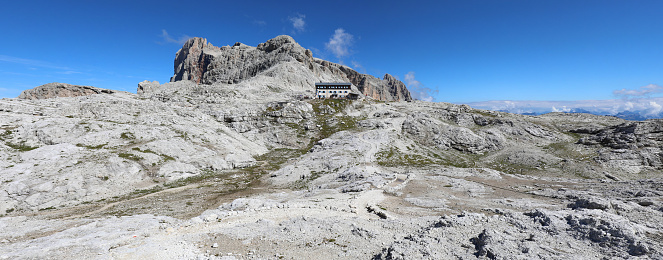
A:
<box><xmin>4</xmin><ymin>36</ymin><xmax>663</xmax><ymax>260</ymax></box>
<box><xmin>17</xmin><ymin>82</ymin><xmax>116</xmax><ymax>100</ymax></box>
<box><xmin>170</xmin><ymin>35</ymin><xmax>413</xmax><ymax>101</ymax></box>
<box><xmin>575</xmin><ymin>120</ymin><xmax>663</xmax><ymax>171</ymax></box>
<box><xmin>575</xmin><ymin>120</ymin><xmax>663</xmax><ymax>150</ymax></box>
<box><xmin>137</xmin><ymin>80</ymin><xmax>160</xmax><ymax>95</ymax></box>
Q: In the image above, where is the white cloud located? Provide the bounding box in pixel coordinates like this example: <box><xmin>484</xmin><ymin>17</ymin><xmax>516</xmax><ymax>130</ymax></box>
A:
<box><xmin>288</xmin><ymin>14</ymin><xmax>306</xmax><ymax>33</ymax></box>
<box><xmin>160</xmin><ymin>29</ymin><xmax>191</xmax><ymax>45</ymax></box>
<box><xmin>646</xmin><ymin>101</ymin><xmax>663</xmax><ymax>116</ymax></box>
<box><xmin>613</xmin><ymin>84</ymin><xmax>663</xmax><ymax>98</ymax></box>
<box><xmin>325</xmin><ymin>28</ymin><xmax>354</xmax><ymax>61</ymax></box>
<box><xmin>404</xmin><ymin>72</ymin><xmax>421</xmax><ymax>89</ymax></box>
<box><xmin>351</xmin><ymin>61</ymin><xmax>366</xmax><ymax>73</ymax></box>
<box><xmin>466</xmin><ymin>97</ymin><xmax>663</xmax><ymax>119</ymax></box>
<box><xmin>404</xmin><ymin>71</ymin><xmax>436</xmax><ymax>102</ymax></box>
<box><xmin>551</xmin><ymin>106</ymin><xmax>571</xmax><ymax>113</ymax></box>
<box><xmin>624</xmin><ymin>101</ymin><xmax>634</xmax><ymax>110</ymax></box>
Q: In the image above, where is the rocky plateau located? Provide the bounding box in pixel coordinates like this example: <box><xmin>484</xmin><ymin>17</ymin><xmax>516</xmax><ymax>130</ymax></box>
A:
<box><xmin>0</xmin><ymin>35</ymin><xmax>662</xmax><ymax>259</ymax></box>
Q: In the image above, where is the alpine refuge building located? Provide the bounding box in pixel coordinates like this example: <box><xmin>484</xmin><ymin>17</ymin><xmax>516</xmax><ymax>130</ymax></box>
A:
<box><xmin>315</xmin><ymin>82</ymin><xmax>351</xmax><ymax>99</ymax></box>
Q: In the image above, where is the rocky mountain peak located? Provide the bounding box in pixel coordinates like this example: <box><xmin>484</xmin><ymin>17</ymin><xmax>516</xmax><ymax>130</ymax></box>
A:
<box><xmin>182</xmin><ymin>37</ymin><xmax>208</xmax><ymax>49</ymax></box>
<box><xmin>170</xmin><ymin>37</ymin><xmax>215</xmax><ymax>83</ymax></box>
<box><xmin>381</xmin><ymin>73</ymin><xmax>412</xmax><ymax>101</ymax></box>
<box><xmin>169</xmin><ymin>35</ymin><xmax>413</xmax><ymax>101</ymax></box>
<box><xmin>383</xmin><ymin>73</ymin><xmax>397</xmax><ymax>82</ymax></box>
<box><xmin>256</xmin><ymin>35</ymin><xmax>299</xmax><ymax>52</ymax></box>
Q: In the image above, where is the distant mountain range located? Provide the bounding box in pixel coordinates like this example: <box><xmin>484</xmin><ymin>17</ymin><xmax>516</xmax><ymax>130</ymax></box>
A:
<box><xmin>467</xmin><ymin>98</ymin><xmax>663</xmax><ymax>121</ymax></box>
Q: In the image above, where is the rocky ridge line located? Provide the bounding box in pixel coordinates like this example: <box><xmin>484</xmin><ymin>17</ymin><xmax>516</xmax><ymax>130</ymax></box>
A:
<box><xmin>170</xmin><ymin>35</ymin><xmax>413</xmax><ymax>102</ymax></box>
<box><xmin>17</xmin><ymin>82</ymin><xmax>117</xmax><ymax>100</ymax></box>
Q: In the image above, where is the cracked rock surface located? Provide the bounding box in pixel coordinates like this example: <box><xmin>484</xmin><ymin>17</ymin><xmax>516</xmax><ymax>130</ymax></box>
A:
<box><xmin>1</xmin><ymin>35</ymin><xmax>662</xmax><ymax>259</ymax></box>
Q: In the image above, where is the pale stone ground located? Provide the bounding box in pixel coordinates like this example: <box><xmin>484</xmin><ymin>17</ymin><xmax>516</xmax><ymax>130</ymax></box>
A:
<box><xmin>1</xmin><ymin>81</ymin><xmax>662</xmax><ymax>259</ymax></box>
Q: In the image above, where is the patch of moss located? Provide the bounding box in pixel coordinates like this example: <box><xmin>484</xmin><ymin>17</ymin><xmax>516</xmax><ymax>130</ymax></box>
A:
<box><xmin>376</xmin><ymin>147</ymin><xmax>438</xmax><ymax>167</ymax></box>
<box><xmin>265</xmin><ymin>105</ymin><xmax>283</xmax><ymax>112</ymax></box>
<box><xmin>161</xmin><ymin>154</ymin><xmax>175</xmax><ymax>162</ymax></box>
<box><xmin>255</xmin><ymin>148</ymin><xmax>307</xmax><ymax>172</ymax></box>
<box><xmin>284</xmin><ymin>122</ymin><xmax>307</xmax><ymax>138</ymax></box>
<box><xmin>131</xmin><ymin>147</ymin><xmax>175</xmax><ymax>162</ymax></box>
<box><xmin>0</xmin><ymin>130</ymin><xmax>12</xmax><ymax>140</ymax></box>
<box><xmin>132</xmin><ymin>147</ymin><xmax>156</xmax><ymax>154</ymax></box>
<box><xmin>487</xmin><ymin>158</ymin><xmax>539</xmax><ymax>175</ymax></box>
<box><xmin>118</xmin><ymin>153</ymin><xmax>143</xmax><ymax>161</ymax></box>
<box><xmin>131</xmin><ymin>186</ymin><xmax>163</xmax><ymax>195</ymax></box>
<box><xmin>76</xmin><ymin>143</ymin><xmax>107</xmax><ymax>149</ymax></box>
<box><xmin>6</xmin><ymin>142</ymin><xmax>38</xmax><ymax>152</ymax></box>
<box><xmin>120</xmin><ymin>132</ymin><xmax>135</xmax><ymax>139</ymax></box>
<box><xmin>542</xmin><ymin>142</ymin><xmax>595</xmax><ymax>162</ymax></box>
<box><xmin>174</xmin><ymin>130</ymin><xmax>189</xmax><ymax>140</ymax></box>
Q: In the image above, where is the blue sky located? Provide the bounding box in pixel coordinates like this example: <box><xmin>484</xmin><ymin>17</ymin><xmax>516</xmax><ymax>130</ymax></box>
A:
<box><xmin>1</xmin><ymin>0</ymin><xmax>662</xmax><ymax>105</ymax></box>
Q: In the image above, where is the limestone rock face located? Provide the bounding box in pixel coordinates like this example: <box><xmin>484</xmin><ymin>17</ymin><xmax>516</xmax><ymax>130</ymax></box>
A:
<box><xmin>170</xmin><ymin>35</ymin><xmax>413</xmax><ymax>101</ymax></box>
<box><xmin>315</xmin><ymin>60</ymin><xmax>413</xmax><ymax>101</ymax></box>
<box><xmin>17</xmin><ymin>83</ymin><xmax>116</xmax><ymax>100</ymax></box>
<box><xmin>5</xmin><ymin>36</ymin><xmax>663</xmax><ymax>260</ymax></box>
<box><xmin>170</xmin><ymin>37</ymin><xmax>213</xmax><ymax>83</ymax></box>
<box><xmin>576</xmin><ymin>120</ymin><xmax>663</xmax><ymax>150</ymax></box>
<box><xmin>401</xmin><ymin>112</ymin><xmax>505</xmax><ymax>154</ymax></box>
<box><xmin>3</xmin><ymin>80</ymin><xmax>663</xmax><ymax>259</ymax></box>
<box><xmin>137</xmin><ymin>80</ymin><xmax>160</xmax><ymax>95</ymax></box>
<box><xmin>576</xmin><ymin>120</ymin><xmax>663</xmax><ymax>171</ymax></box>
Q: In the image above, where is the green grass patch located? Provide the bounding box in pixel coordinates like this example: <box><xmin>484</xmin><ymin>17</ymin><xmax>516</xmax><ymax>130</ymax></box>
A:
<box><xmin>174</xmin><ymin>130</ymin><xmax>189</xmax><ymax>140</ymax></box>
<box><xmin>130</xmin><ymin>185</ymin><xmax>163</xmax><ymax>195</ymax></box>
<box><xmin>311</xmin><ymin>99</ymin><xmax>351</xmax><ymax>114</ymax></box>
<box><xmin>120</xmin><ymin>132</ymin><xmax>135</xmax><ymax>139</ymax></box>
<box><xmin>118</xmin><ymin>153</ymin><xmax>143</xmax><ymax>161</ymax></box>
<box><xmin>542</xmin><ymin>142</ymin><xmax>595</xmax><ymax>162</ymax></box>
<box><xmin>162</xmin><ymin>154</ymin><xmax>175</xmax><ymax>162</ymax></box>
<box><xmin>76</xmin><ymin>143</ymin><xmax>107</xmax><ymax>149</ymax></box>
<box><xmin>284</xmin><ymin>122</ymin><xmax>307</xmax><ymax>138</ymax></box>
<box><xmin>6</xmin><ymin>142</ymin><xmax>38</xmax><ymax>152</ymax></box>
<box><xmin>487</xmin><ymin>158</ymin><xmax>539</xmax><ymax>175</ymax></box>
<box><xmin>256</xmin><ymin>148</ymin><xmax>307</xmax><ymax>172</ymax></box>
<box><xmin>265</xmin><ymin>105</ymin><xmax>283</xmax><ymax>112</ymax></box>
<box><xmin>131</xmin><ymin>147</ymin><xmax>175</xmax><ymax>162</ymax></box>
<box><xmin>291</xmin><ymin>170</ymin><xmax>330</xmax><ymax>190</ymax></box>
<box><xmin>132</xmin><ymin>147</ymin><xmax>156</xmax><ymax>154</ymax></box>
<box><xmin>162</xmin><ymin>169</ymin><xmax>229</xmax><ymax>189</ymax></box>
<box><xmin>375</xmin><ymin>147</ymin><xmax>438</xmax><ymax>167</ymax></box>
<box><xmin>0</xmin><ymin>130</ymin><xmax>12</xmax><ymax>140</ymax></box>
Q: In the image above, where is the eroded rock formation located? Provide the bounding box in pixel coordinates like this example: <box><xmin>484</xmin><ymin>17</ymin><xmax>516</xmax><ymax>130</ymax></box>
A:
<box><xmin>17</xmin><ymin>82</ymin><xmax>116</xmax><ymax>100</ymax></box>
<box><xmin>170</xmin><ymin>35</ymin><xmax>412</xmax><ymax>101</ymax></box>
<box><xmin>2</xmin><ymin>35</ymin><xmax>663</xmax><ymax>259</ymax></box>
